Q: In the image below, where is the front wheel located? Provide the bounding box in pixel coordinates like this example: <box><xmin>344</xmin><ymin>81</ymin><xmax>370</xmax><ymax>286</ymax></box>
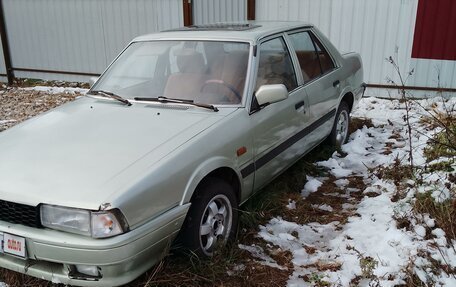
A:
<box><xmin>181</xmin><ymin>178</ymin><xmax>238</xmax><ymax>257</ymax></box>
<box><xmin>328</xmin><ymin>101</ymin><xmax>350</xmax><ymax>147</ymax></box>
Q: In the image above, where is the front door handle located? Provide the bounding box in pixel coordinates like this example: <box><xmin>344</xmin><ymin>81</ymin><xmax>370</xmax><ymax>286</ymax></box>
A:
<box><xmin>295</xmin><ymin>101</ymin><xmax>304</xmax><ymax>110</ymax></box>
<box><xmin>333</xmin><ymin>80</ymin><xmax>340</xmax><ymax>87</ymax></box>
<box><xmin>295</xmin><ymin>101</ymin><xmax>305</xmax><ymax>113</ymax></box>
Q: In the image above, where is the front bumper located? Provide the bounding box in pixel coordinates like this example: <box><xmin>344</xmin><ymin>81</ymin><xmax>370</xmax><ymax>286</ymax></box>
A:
<box><xmin>0</xmin><ymin>204</ymin><xmax>190</xmax><ymax>286</ymax></box>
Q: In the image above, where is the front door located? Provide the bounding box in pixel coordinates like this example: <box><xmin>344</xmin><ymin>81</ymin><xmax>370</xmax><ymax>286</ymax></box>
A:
<box><xmin>250</xmin><ymin>35</ymin><xmax>308</xmax><ymax>190</ymax></box>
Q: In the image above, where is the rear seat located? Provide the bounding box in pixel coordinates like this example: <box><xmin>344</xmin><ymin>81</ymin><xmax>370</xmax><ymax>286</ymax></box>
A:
<box><xmin>295</xmin><ymin>51</ymin><xmax>322</xmax><ymax>82</ymax></box>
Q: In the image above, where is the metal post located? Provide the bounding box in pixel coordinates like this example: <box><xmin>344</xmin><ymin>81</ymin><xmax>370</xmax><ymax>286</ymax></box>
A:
<box><xmin>247</xmin><ymin>0</ymin><xmax>255</xmax><ymax>20</ymax></box>
<box><xmin>183</xmin><ymin>0</ymin><xmax>193</xmax><ymax>26</ymax></box>
<box><xmin>0</xmin><ymin>0</ymin><xmax>13</xmax><ymax>85</ymax></box>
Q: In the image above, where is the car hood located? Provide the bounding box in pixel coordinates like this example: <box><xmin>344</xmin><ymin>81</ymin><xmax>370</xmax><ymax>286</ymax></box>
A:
<box><xmin>0</xmin><ymin>97</ymin><xmax>230</xmax><ymax>209</ymax></box>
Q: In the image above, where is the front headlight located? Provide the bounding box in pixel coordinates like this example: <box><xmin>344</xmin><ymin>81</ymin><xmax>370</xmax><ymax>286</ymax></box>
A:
<box><xmin>40</xmin><ymin>205</ymin><xmax>128</xmax><ymax>238</ymax></box>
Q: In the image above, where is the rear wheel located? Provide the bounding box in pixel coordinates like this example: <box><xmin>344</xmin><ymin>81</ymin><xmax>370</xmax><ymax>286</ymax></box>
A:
<box><xmin>329</xmin><ymin>101</ymin><xmax>350</xmax><ymax>147</ymax></box>
<box><xmin>181</xmin><ymin>178</ymin><xmax>238</xmax><ymax>257</ymax></box>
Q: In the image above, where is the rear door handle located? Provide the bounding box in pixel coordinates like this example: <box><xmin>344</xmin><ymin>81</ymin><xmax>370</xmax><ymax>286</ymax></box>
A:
<box><xmin>333</xmin><ymin>80</ymin><xmax>340</xmax><ymax>87</ymax></box>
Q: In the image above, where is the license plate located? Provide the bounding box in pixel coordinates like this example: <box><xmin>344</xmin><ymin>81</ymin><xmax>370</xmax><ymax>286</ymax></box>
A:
<box><xmin>1</xmin><ymin>233</ymin><xmax>26</xmax><ymax>258</ymax></box>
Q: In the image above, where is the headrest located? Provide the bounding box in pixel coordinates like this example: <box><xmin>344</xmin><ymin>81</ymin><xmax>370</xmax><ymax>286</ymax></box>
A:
<box><xmin>222</xmin><ymin>50</ymin><xmax>249</xmax><ymax>76</ymax></box>
<box><xmin>175</xmin><ymin>50</ymin><xmax>206</xmax><ymax>73</ymax></box>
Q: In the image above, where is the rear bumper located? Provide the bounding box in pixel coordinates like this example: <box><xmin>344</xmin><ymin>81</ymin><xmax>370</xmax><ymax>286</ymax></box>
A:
<box><xmin>351</xmin><ymin>83</ymin><xmax>366</xmax><ymax>111</ymax></box>
<box><xmin>0</xmin><ymin>204</ymin><xmax>190</xmax><ymax>286</ymax></box>
<box><xmin>361</xmin><ymin>82</ymin><xmax>367</xmax><ymax>97</ymax></box>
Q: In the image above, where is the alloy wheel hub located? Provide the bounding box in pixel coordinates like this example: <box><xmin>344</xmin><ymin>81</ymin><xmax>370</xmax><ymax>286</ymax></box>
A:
<box><xmin>199</xmin><ymin>195</ymin><xmax>232</xmax><ymax>255</ymax></box>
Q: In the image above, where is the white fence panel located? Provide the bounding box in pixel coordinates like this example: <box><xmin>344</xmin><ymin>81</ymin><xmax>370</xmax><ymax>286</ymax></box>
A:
<box><xmin>2</xmin><ymin>0</ymin><xmax>183</xmax><ymax>82</ymax></box>
<box><xmin>1</xmin><ymin>0</ymin><xmax>453</xmax><ymax>88</ymax></box>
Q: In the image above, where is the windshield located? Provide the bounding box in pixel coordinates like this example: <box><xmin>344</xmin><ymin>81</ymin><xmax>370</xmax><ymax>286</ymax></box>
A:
<box><xmin>93</xmin><ymin>40</ymin><xmax>251</xmax><ymax>105</ymax></box>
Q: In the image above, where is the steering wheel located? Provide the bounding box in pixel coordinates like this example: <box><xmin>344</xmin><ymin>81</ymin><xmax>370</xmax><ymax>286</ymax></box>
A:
<box><xmin>200</xmin><ymin>79</ymin><xmax>241</xmax><ymax>103</ymax></box>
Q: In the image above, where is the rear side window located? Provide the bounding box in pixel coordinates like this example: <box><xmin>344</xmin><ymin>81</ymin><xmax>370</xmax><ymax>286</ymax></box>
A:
<box><xmin>288</xmin><ymin>31</ymin><xmax>336</xmax><ymax>82</ymax></box>
<box><xmin>311</xmin><ymin>34</ymin><xmax>336</xmax><ymax>74</ymax></box>
<box><xmin>255</xmin><ymin>37</ymin><xmax>298</xmax><ymax>92</ymax></box>
<box><xmin>288</xmin><ymin>32</ymin><xmax>321</xmax><ymax>82</ymax></box>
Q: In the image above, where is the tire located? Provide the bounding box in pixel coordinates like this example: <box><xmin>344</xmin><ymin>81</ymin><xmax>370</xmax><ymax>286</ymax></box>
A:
<box><xmin>181</xmin><ymin>178</ymin><xmax>238</xmax><ymax>257</ymax></box>
<box><xmin>328</xmin><ymin>101</ymin><xmax>350</xmax><ymax>147</ymax></box>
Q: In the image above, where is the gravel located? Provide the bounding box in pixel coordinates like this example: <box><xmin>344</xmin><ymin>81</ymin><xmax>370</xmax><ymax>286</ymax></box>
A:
<box><xmin>0</xmin><ymin>86</ymin><xmax>82</xmax><ymax>132</ymax></box>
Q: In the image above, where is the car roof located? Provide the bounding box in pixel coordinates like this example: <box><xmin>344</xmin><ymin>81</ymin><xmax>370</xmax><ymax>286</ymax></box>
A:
<box><xmin>133</xmin><ymin>21</ymin><xmax>313</xmax><ymax>44</ymax></box>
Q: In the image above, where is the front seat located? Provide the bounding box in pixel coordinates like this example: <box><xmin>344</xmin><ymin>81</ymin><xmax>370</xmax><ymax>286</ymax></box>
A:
<box><xmin>163</xmin><ymin>50</ymin><xmax>209</xmax><ymax>101</ymax></box>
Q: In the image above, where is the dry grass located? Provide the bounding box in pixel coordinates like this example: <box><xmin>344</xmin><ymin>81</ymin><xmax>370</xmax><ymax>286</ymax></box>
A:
<box><xmin>422</xmin><ymin>108</ymin><xmax>456</xmax><ymax>163</ymax></box>
<box><xmin>414</xmin><ymin>191</ymin><xmax>456</xmax><ymax>241</ymax></box>
<box><xmin>278</xmin><ymin>175</ymin><xmax>365</xmax><ymax>227</ymax></box>
<box><xmin>0</xmin><ymin>269</ymin><xmax>51</xmax><ymax>287</ymax></box>
<box><xmin>349</xmin><ymin>117</ymin><xmax>374</xmax><ymax>135</ymax></box>
<box><xmin>128</xmin><ymin>249</ymin><xmax>292</xmax><ymax>287</ymax></box>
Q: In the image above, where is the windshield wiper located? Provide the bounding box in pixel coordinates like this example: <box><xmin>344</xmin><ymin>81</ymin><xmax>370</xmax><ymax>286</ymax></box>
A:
<box><xmin>134</xmin><ymin>96</ymin><xmax>219</xmax><ymax>112</ymax></box>
<box><xmin>89</xmin><ymin>90</ymin><xmax>132</xmax><ymax>106</ymax></box>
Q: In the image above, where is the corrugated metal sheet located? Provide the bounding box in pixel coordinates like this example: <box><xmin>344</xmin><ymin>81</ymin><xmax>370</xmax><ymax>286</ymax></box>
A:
<box><xmin>193</xmin><ymin>0</ymin><xmax>246</xmax><ymax>25</ymax></box>
<box><xmin>2</xmin><ymin>0</ymin><xmax>183</xmax><ymax>82</ymax></box>
<box><xmin>0</xmin><ymin>0</ymin><xmax>453</xmax><ymax>88</ymax></box>
<box><xmin>256</xmin><ymin>0</ymin><xmax>456</xmax><ymax>90</ymax></box>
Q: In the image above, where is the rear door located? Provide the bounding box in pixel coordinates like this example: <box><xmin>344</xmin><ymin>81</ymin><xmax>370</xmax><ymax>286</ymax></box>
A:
<box><xmin>287</xmin><ymin>30</ymin><xmax>341</xmax><ymax>147</ymax></box>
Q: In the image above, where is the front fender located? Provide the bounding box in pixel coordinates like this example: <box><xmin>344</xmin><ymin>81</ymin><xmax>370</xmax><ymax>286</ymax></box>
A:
<box><xmin>180</xmin><ymin>156</ymin><xmax>242</xmax><ymax>204</ymax></box>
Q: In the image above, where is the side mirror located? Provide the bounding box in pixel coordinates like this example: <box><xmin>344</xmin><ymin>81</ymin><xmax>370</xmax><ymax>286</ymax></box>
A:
<box><xmin>255</xmin><ymin>84</ymin><xmax>288</xmax><ymax>106</ymax></box>
<box><xmin>89</xmin><ymin>77</ymin><xmax>99</xmax><ymax>88</ymax></box>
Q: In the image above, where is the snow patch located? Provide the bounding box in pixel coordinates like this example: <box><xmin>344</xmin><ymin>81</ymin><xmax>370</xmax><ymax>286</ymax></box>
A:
<box><xmin>302</xmin><ymin>176</ymin><xmax>323</xmax><ymax>197</ymax></box>
<box><xmin>238</xmin><ymin>244</ymin><xmax>287</xmax><ymax>270</ymax></box>
<box><xmin>286</xmin><ymin>199</ymin><xmax>296</xmax><ymax>210</ymax></box>
<box><xmin>256</xmin><ymin>97</ymin><xmax>456</xmax><ymax>286</ymax></box>
<box><xmin>311</xmin><ymin>204</ymin><xmax>333</xmax><ymax>212</ymax></box>
<box><xmin>22</xmin><ymin>86</ymin><xmax>88</xmax><ymax>95</ymax></box>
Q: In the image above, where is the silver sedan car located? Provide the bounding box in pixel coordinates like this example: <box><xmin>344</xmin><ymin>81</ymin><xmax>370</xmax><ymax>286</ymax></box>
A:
<box><xmin>0</xmin><ymin>21</ymin><xmax>364</xmax><ymax>286</ymax></box>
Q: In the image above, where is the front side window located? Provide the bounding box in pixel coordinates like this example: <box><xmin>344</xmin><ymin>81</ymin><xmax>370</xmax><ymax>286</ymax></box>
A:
<box><xmin>93</xmin><ymin>41</ymin><xmax>250</xmax><ymax>105</ymax></box>
<box><xmin>255</xmin><ymin>37</ymin><xmax>298</xmax><ymax>92</ymax></box>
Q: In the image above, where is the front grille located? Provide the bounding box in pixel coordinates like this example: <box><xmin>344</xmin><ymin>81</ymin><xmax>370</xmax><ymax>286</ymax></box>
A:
<box><xmin>0</xmin><ymin>200</ymin><xmax>41</xmax><ymax>228</ymax></box>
